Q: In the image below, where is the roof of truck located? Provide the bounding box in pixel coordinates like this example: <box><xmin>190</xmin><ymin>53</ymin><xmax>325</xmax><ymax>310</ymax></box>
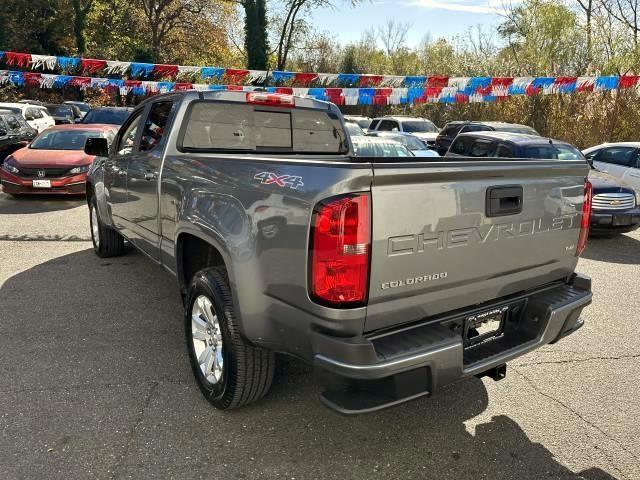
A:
<box><xmin>456</xmin><ymin>131</ymin><xmax>574</xmax><ymax>146</ymax></box>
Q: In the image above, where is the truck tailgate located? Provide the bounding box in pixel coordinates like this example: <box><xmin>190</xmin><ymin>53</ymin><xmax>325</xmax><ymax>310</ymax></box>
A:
<box><xmin>366</xmin><ymin>159</ymin><xmax>589</xmax><ymax>332</ymax></box>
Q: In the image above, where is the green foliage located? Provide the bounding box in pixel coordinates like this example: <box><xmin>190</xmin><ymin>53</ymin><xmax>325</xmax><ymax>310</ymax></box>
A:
<box><xmin>244</xmin><ymin>0</ymin><xmax>269</xmax><ymax>69</ymax></box>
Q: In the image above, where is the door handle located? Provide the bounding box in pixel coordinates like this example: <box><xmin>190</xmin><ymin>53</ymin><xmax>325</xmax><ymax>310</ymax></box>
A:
<box><xmin>486</xmin><ymin>185</ymin><xmax>523</xmax><ymax>217</ymax></box>
<box><xmin>144</xmin><ymin>172</ymin><xmax>158</xmax><ymax>181</ymax></box>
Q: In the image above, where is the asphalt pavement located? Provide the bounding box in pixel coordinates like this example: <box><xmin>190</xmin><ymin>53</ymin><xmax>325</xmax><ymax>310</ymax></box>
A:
<box><xmin>0</xmin><ymin>191</ymin><xmax>638</xmax><ymax>480</ymax></box>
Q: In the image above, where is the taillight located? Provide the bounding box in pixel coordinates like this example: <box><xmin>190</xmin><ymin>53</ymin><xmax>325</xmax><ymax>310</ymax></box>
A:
<box><xmin>576</xmin><ymin>180</ymin><xmax>592</xmax><ymax>256</ymax></box>
<box><xmin>246</xmin><ymin>92</ymin><xmax>295</xmax><ymax>107</ymax></box>
<box><xmin>309</xmin><ymin>194</ymin><xmax>371</xmax><ymax>307</ymax></box>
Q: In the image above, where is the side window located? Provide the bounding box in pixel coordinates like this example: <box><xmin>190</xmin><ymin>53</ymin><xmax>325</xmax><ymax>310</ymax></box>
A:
<box><xmin>140</xmin><ymin>101</ymin><xmax>173</xmax><ymax>152</ymax></box>
<box><xmin>378</xmin><ymin>120</ymin><xmax>398</xmax><ymax>131</ymax></box>
<box><xmin>116</xmin><ymin>112</ymin><xmax>143</xmax><ymax>156</ymax></box>
<box><xmin>0</xmin><ymin>117</ymin><xmax>7</xmax><ymax>134</ymax></box>
<box><xmin>469</xmin><ymin>139</ymin><xmax>494</xmax><ymax>157</ymax></box>
<box><xmin>450</xmin><ymin>137</ymin><xmax>468</xmax><ymax>155</ymax></box>
<box><xmin>32</xmin><ymin>108</ymin><xmax>44</xmax><ymax>119</ymax></box>
<box><xmin>5</xmin><ymin>115</ymin><xmax>21</xmax><ymax>131</ymax></box>
<box><xmin>495</xmin><ymin>144</ymin><xmax>514</xmax><ymax>158</ymax></box>
<box><xmin>584</xmin><ymin>150</ymin><xmax>599</xmax><ymax>161</ymax></box>
<box><xmin>599</xmin><ymin>147</ymin><xmax>636</xmax><ymax>167</ymax></box>
<box><xmin>369</xmin><ymin>119</ymin><xmax>380</xmax><ymax>131</ymax></box>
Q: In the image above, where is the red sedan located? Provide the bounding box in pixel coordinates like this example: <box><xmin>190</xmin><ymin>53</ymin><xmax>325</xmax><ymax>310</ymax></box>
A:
<box><xmin>0</xmin><ymin>124</ymin><xmax>118</xmax><ymax>195</ymax></box>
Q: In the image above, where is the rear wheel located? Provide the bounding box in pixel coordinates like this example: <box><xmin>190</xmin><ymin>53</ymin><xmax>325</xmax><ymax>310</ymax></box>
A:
<box><xmin>185</xmin><ymin>266</ymin><xmax>275</xmax><ymax>409</ymax></box>
<box><xmin>89</xmin><ymin>196</ymin><xmax>124</xmax><ymax>257</ymax></box>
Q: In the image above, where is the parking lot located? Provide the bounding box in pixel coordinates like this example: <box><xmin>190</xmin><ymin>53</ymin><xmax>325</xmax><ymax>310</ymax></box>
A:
<box><xmin>0</xmin><ymin>191</ymin><xmax>638</xmax><ymax>480</ymax></box>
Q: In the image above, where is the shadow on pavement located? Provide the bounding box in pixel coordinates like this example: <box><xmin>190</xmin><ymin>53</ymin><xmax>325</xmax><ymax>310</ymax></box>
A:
<box><xmin>0</xmin><ymin>248</ymin><xmax>620</xmax><ymax>480</ymax></box>
<box><xmin>582</xmin><ymin>232</ymin><xmax>640</xmax><ymax>265</ymax></box>
<box><xmin>0</xmin><ymin>190</ymin><xmax>85</xmax><ymax>214</ymax></box>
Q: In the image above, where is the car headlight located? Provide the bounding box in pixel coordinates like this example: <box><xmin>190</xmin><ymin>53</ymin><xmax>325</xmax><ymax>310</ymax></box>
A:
<box><xmin>1</xmin><ymin>157</ymin><xmax>20</xmax><ymax>174</ymax></box>
<box><xmin>68</xmin><ymin>165</ymin><xmax>91</xmax><ymax>175</ymax></box>
<box><xmin>635</xmin><ymin>190</ymin><xmax>640</xmax><ymax>207</ymax></box>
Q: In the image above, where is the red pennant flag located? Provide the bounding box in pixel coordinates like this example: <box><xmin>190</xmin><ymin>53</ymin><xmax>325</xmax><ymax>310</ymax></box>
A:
<box><xmin>5</xmin><ymin>52</ymin><xmax>32</xmax><ymax>67</ymax></box>
<box><xmin>69</xmin><ymin>76</ymin><xmax>91</xmax><ymax>87</ymax></box>
<box><xmin>124</xmin><ymin>80</ymin><xmax>142</xmax><ymax>87</ymax></box>
<box><xmin>225</xmin><ymin>69</ymin><xmax>249</xmax><ymax>84</ymax></box>
<box><xmin>455</xmin><ymin>93</ymin><xmax>470</xmax><ymax>103</ymax></box>
<box><xmin>422</xmin><ymin>86</ymin><xmax>443</xmax><ymax>101</ymax></box>
<box><xmin>618</xmin><ymin>75</ymin><xmax>640</xmax><ymax>89</ymax></box>
<box><xmin>226</xmin><ymin>85</ymin><xmax>243</xmax><ymax>91</ymax></box>
<box><xmin>173</xmin><ymin>82</ymin><xmax>193</xmax><ymax>91</ymax></box>
<box><xmin>275</xmin><ymin>87</ymin><xmax>293</xmax><ymax>94</ymax></box>
<box><xmin>325</xmin><ymin>88</ymin><xmax>344</xmax><ymax>105</ymax></box>
<box><xmin>426</xmin><ymin>75</ymin><xmax>449</xmax><ymax>88</ymax></box>
<box><xmin>81</xmin><ymin>59</ymin><xmax>107</xmax><ymax>74</ymax></box>
<box><xmin>359</xmin><ymin>75</ymin><xmax>383</xmax><ymax>87</ymax></box>
<box><xmin>293</xmin><ymin>72</ymin><xmax>318</xmax><ymax>86</ymax></box>
<box><xmin>153</xmin><ymin>64</ymin><xmax>179</xmax><ymax>79</ymax></box>
<box><xmin>23</xmin><ymin>72</ymin><xmax>41</xmax><ymax>86</ymax></box>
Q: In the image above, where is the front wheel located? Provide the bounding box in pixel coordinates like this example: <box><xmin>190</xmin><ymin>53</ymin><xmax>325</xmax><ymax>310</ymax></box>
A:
<box><xmin>185</xmin><ymin>266</ymin><xmax>275</xmax><ymax>409</ymax></box>
<box><xmin>89</xmin><ymin>196</ymin><xmax>124</xmax><ymax>257</ymax></box>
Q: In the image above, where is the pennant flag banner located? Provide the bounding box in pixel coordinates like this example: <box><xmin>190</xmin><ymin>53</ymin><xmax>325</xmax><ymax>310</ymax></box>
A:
<box><xmin>1</xmin><ymin>49</ymin><xmax>639</xmax><ymax>105</ymax></box>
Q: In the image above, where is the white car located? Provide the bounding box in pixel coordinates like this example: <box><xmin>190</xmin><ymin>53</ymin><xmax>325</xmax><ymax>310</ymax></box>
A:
<box><xmin>583</xmin><ymin>142</ymin><xmax>640</xmax><ymax>193</ymax></box>
<box><xmin>0</xmin><ymin>103</ymin><xmax>55</xmax><ymax>133</ymax></box>
<box><xmin>367</xmin><ymin>115</ymin><xmax>440</xmax><ymax>146</ymax></box>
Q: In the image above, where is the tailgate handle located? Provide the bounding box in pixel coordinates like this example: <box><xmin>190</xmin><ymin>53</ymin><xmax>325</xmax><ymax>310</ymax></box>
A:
<box><xmin>486</xmin><ymin>185</ymin><xmax>523</xmax><ymax>217</ymax></box>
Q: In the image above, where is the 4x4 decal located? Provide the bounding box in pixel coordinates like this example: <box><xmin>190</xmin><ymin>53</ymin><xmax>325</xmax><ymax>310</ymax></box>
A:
<box><xmin>254</xmin><ymin>171</ymin><xmax>304</xmax><ymax>190</ymax></box>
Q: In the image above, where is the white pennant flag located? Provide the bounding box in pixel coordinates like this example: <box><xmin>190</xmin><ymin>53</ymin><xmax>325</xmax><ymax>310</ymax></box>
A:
<box><xmin>106</xmin><ymin>61</ymin><xmax>131</xmax><ymax>75</ymax></box>
<box><xmin>31</xmin><ymin>55</ymin><xmax>57</xmax><ymax>70</ymax></box>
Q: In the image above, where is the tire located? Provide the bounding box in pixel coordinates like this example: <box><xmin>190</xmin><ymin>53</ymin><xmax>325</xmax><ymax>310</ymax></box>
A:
<box><xmin>185</xmin><ymin>266</ymin><xmax>275</xmax><ymax>410</ymax></box>
<box><xmin>89</xmin><ymin>195</ymin><xmax>124</xmax><ymax>257</ymax></box>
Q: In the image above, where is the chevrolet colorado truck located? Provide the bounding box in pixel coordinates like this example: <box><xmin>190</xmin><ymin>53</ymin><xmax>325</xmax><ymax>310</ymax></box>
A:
<box><xmin>85</xmin><ymin>91</ymin><xmax>593</xmax><ymax>414</ymax></box>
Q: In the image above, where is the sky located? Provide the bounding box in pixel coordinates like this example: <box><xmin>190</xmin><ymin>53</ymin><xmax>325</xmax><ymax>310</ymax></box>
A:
<box><xmin>310</xmin><ymin>0</ymin><xmax>507</xmax><ymax>47</ymax></box>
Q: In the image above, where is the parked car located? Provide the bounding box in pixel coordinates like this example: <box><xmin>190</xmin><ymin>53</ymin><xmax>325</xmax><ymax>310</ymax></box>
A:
<box><xmin>0</xmin><ymin>103</ymin><xmax>55</xmax><ymax>132</ymax></box>
<box><xmin>582</xmin><ymin>143</ymin><xmax>640</xmax><ymax>193</ymax></box>
<box><xmin>0</xmin><ymin>124</ymin><xmax>118</xmax><ymax>195</ymax></box>
<box><xmin>345</xmin><ymin>122</ymin><xmax>366</xmax><ymax>137</ymax></box>
<box><xmin>84</xmin><ymin>90</ymin><xmax>592</xmax><ymax>413</ymax></box>
<box><xmin>0</xmin><ymin>112</ymin><xmax>37</xmax><ymax>163</ymax></box>
<box><xmin>447</xmin><ymin>131</ymin><xmax>640</xmax><ymax>236</ymax></box>
<box><xmin>64</xmin><ymin>101</ymin><xmax>92</xmax><ymax>119</ymax></box>
<box><xmin>368</xmin><ymin>116</ymin><xmax>440</xmax><ymax>147</ymax></box>
<box><xmin>81</xmin><ymin>107</ymin><xmax>133</xmax><ymax>126</ymax></box>
<box><xmin>436</xmin><ymin>121</ymin><xmax>540</xmax><ymax>155</ymax></box>
<box><xmin>351</xmin><ymin>136</ymin><xmax>414</xmax><ymax>157</ymax></box>
<box><xmin>445</xmin><ymin>131</ymin><xmax>581</xmax><ymax>159</ymax></box>
<box><xmin>44</xmin><ymin>104</ymin><xmax>78</xmax><ymax>124</ymax></box>
<box><xmin>343</xmin><ymin>115</ymin><xmax>372</xmax><ymax>130</ymax></box>
<box><xmin>369</xmin><ymin>131</ymin><xmax>440</xmax><ymax>157</ymax></box>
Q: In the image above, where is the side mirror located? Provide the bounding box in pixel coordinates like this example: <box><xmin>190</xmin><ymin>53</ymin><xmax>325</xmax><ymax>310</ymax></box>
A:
<box><xmin>392</xmin><ymin>127</ymin><xmax>399</xmax><ymax>132</ymax></box>
<box><xmin>0</xmin><ymin>128</ymin><xmax>7</xmax><ymax>137</ymax></box>
<box><xmin>84</xmin><ymin>137</ymin><xmax>109</xmax><ymax>157</ymax></box>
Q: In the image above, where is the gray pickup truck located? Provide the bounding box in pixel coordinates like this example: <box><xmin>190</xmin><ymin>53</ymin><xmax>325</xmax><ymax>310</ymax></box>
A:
<box><xmin>84</xmin><ymin>90</ymin><xmax>593</xmax><ymax>414</ymax></box>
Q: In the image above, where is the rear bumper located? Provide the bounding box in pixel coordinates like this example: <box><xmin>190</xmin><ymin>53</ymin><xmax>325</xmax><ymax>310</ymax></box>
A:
<box><xmin>590</xmin><ymin>208</ymin><xmax>640</xmax><ymax>234</ymax></box>
<box><xmin>0</xmin><ymin>171</ymin><xmax>87</xmax><ymax>195</ymax></box>
<box><xmin>313</xmin><ymin>274</ymin><xmax>592</xmax><ymax>414</ymax></box>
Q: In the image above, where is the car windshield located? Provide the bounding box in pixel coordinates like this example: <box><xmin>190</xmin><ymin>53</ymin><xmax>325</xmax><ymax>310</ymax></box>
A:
<box><xmin>355</xmin><ymin>119</ymin><xmax>371</xmax><ymax>129</ymax></box>
<box><xmin>396</xmin><ymin>135</ymin><xmax>427</xmax><ymax>151</ymax></box>
<box><xmin>523</xmin><ymin>144</ymin><xmax>584</xmax><ymax>160</ymax></box>
<box><xmin>345</xmin><ymin>122</ymin><xmax>365</xmax><ymax>137</ymax></box>
<box><xmin>47</xmin><ymin>106</ymin><xmax>74</xmax><ymax>117</ymax></box>
<box><xmin>82</xmin><ymin>109</ymin><xmax>130</xmax><ymax>125</ymax></box>
<box><xmin>30</xmin><ymin>130</ymin><xmax>103</xmax><ymax>150</ymax></box>
<box><xmin>352</xmin><ymin>140</ymin><xmax>413</xmax><ymax>157</ymax></box>
<box><xmin>402</xmin><ymin>120</ymin><xmax>438</xmax><ymax>133</ymax></box>
<box><xmin>70</xmin><ymin>103</ymin><xmax>91</xmax><ymax>113</ymax></box>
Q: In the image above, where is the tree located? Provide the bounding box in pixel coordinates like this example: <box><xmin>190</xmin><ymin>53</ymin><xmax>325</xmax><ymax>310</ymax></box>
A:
<box><xmin>71</xmin><ymin>0</ymin><xmax>93</xmax><ymax>55</ymax></box>
<box><xmin>243</xmin><ymin>0</ymin><xmax>269</xmax><ymax>69</ymax></box>
<box><xmin>138</xmin><ymin>0</ymin><xmax>208</xmax><ymax>62</ymax></box>
<box><xmin>601</xmin><ymin>0</ymin><xmax>640</xmax><ymax>48</ymax></box>
<box><xmin>271</xmin><ymin>0</ymin><xmax>360</xmax><ymax>71</ymax></box>
<box><xmin>574</xmin><ymin>0</ymin><xmax>595</xmax><ymax>64</ymax></box>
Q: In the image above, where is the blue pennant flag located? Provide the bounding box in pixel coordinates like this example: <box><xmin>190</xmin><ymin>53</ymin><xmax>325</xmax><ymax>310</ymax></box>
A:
<box><xmin>8</xmin><ymin>71</ymin><xmax>24</xmax><ymax>86</ymax></box>
<box><xmin>307</xmin><ymin>88</ymin><xmax>327</xmax><ymax>101</ymax></box>
<box><xmin>337</xmin><ymin>74</ymin><xmax>360</xmax><ymax>86</ymax></box>
<box><xmin>271</xmin><ymin>71</ymin><xmax>294</xmax><ymax>83</ymax></box>
<box><xmin>130</xmin><ymin>63</ymin><xmax>154</xmax><ymax>78</ymax></box>
<box><xmin>358</xmin><ymin>88</ymin><xmax>375</xmax><ymax>105</ymax></box>
<box><xmin>57</xmin><ymin>57</ymin><xmax>81</xmax><ymax>70</ymax></box>
<box><xmin>53</xmin><ymin>75</ymin><xmax>72</xmax><ymax>88</ymax></box>
<box><xmin>201</xmin><ymin>67</ymin><xmax>225</xmax><ymax>80</ymax></box>
<box><xmin>404</xmin><ymin>76</ymin><xmax>426</xmax><ymax>87</ymax></box>
<box><xmin>595</xmin><ymin>76</ymin><xmax>618</xmax><ymax>91</ymax></box>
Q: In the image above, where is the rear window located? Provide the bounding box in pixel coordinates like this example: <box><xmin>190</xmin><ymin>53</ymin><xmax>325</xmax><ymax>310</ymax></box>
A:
<box><xmin>523</xmin><ymin>145</ymin><xmax>584</xmax><ymax>160</ymax></box>
<box><xmin>181</xmin><ymin>101</ymin><xmax>348</xmax><ymax>153</ymax></box>
<box><xmin>402</xmin><ymin>120</ymin><xmax>438</xmax><ymax>133</ymax></box>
